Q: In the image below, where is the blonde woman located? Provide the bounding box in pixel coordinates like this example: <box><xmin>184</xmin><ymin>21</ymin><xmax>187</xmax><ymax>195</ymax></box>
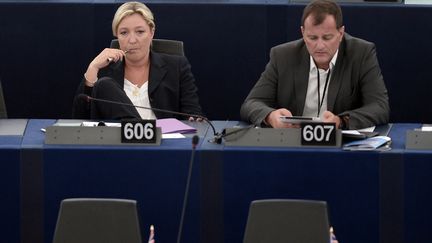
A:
<box><xmin>73</xmin><ymin>1</ymin><xmax>202</xmax><ymax>120</ymax></box>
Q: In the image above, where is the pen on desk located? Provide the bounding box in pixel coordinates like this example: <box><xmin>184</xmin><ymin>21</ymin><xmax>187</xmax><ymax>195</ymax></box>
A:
<box><xmin>107</xmin><ymin>50</ymin><xmax>129</xmax><ymax>62</ymax></box>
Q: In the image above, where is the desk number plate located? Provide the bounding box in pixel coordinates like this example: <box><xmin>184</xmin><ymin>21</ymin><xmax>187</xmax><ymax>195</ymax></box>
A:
<box><xmin>301</xmin><ymin>122</ymin><xmax>336</xmax><ymax>146</ymax></box>
<box><xmin>121</xmin><ymin>119</ymin><xmax>157</xmax><ymax>144</ymax></box>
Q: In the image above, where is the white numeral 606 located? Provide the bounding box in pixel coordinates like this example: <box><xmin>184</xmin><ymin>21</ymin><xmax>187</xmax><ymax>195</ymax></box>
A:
<box><xmin>123</xmin><ymin>122</ymin><xmax>154</xmax><ymax>140</ymax></box>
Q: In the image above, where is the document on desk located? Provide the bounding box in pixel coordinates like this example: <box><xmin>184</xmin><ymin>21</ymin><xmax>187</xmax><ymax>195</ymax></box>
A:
<box><xmin>343</xmin><ymin>136</ymin><xmax>391</xmax><ymax>151</ymax></box>
<box><xmin>162</xmin><ymin>133</ymin><xmax>185</xmax><ymax>139</ymax></box>
<box><xmin>421</xmin><ymin>124</ymin><xmax>432</xmax><ymax>131</ymax></box>
<box><xmin>156</xmin><ymin>118</ymin><xmax>197</xmax><ymax>134</ymax></box>
<box><xmin>342</xmin><ymin>126</ymin><xmax>375</xmax><ymax>134</ymax></box>
<box><xmin>342</xmin><ymin>126</ymin><xmax>376</xmax><ymax>139</ymax></box>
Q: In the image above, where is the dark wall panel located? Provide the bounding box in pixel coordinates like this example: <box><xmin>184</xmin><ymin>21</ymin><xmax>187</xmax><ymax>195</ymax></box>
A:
<box><xmin>0</xmin><ymin>2</ymin><xmax>431</xmax><ymax>123</ymax></box>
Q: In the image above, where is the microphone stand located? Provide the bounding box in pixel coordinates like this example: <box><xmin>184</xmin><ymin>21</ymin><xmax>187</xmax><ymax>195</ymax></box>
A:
<box><xmin>80</xmin><ymin>95</ymin><xmax>223</xmax><ymax>144</ymax></box>
<box><xmin>176</xmin><ymin>135</ymin><xmax>199</xmax><ymax>243</ymax></box>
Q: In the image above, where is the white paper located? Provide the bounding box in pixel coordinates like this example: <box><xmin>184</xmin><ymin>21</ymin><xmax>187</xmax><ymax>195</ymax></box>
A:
<box><xmin>162</xmin><ymin>133</ymin><xmax>185</xmax><ymax>139</ymax></box>
<box><xmin>357</xmin><ymin>126</ymin><xmax>375</xmax><ymax>133</ymax></box>
<box><xmin>53</xmin><ymin>122</ymin><xmax>82</xmax><ymax>127</ymax></box>
<box><xmin>421</xmin><ymin>124</ymin><xmax>432</xmax><ymax>131</ymax></box>
<box><xmin>81</xmin><ymin>121</ymin><xmax>121</xmax><ymax>127</ymax></box>
<box><xmin>341</xmin><ymin>130</ymin><xmax>362</xmax><ymax>135</ymax></box>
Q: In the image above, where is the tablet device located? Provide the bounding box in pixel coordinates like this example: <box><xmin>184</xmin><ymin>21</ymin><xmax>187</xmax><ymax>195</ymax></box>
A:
<box><xmin>279</xmin><ymin>116</ymin><xmax>321</xmax><ymax>124</ymax></box>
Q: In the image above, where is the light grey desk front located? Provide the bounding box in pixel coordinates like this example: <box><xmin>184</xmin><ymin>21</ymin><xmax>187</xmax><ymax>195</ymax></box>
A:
<box><xmin>0</xmin><ymin>119</ymin><xmax>27</xmax><ymax>135</ymax></box>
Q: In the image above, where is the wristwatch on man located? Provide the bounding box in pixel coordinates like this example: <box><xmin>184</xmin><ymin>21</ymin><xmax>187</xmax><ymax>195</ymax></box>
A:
<box><xmin>339</xmin><ymin>115</ymin><xmax>350</xmax><ymax>129</ymax></box>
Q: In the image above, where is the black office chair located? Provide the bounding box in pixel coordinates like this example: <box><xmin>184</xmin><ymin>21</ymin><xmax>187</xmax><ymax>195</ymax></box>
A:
<box><xmin>110</xmin><ymin>38</ymin><xmax>185</xmax><ymax>56</ymax></box>
<box><xmin>52</xmin><ymin>198</ymin><xmax>142</xmax><ymax>243</ymax></box>
<box><xmin>0</xmin><ymin>78</ymin><xmax>7</xmax><ymax>118</ymax></box>
<box><xmin>243</xmin><ymin>199</ymin><xmax>330</xmax><ymax>243</ymax></box>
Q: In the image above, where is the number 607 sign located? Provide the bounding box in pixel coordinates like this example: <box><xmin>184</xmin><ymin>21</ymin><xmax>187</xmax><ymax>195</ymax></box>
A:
<box><xmin>301</xmin><ymin>123</ymin><xmax>336</xmax><ymax>146</ymax></box>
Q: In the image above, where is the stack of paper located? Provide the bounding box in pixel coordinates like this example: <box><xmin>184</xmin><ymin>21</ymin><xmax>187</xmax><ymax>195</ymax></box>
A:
<box><xmin>343</xmin><ymin>136</ymin><xmax>391</xmax><ymax>151</ymax></box>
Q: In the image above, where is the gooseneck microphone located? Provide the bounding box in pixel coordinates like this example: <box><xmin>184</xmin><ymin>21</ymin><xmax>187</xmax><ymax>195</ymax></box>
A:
<box><xmin>176</xmin><ymin>135</ymin><xmax>199</xmax><ymax>243</ymax></box>
<box><xmin>78</xmin><ymin>94</ymin><xmax>223</xmax><ymax>143</ymax></box>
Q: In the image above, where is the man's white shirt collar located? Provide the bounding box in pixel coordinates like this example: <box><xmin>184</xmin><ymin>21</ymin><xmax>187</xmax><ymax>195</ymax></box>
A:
<box><xmin>309</xmin><ymin>49</ymin><xmax>339</xmax><ymax>72</ymax></box>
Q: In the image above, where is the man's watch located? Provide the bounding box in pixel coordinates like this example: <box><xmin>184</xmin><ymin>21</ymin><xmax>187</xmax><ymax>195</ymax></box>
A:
<box><xmin>339</xmin><ymin>115</ymin><xmax>350</xmax><ymax>129</ymax></box>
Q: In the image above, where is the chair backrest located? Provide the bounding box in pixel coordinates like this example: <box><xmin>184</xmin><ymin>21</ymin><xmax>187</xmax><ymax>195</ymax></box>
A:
<box><xmin>0</xmin><ymin>78</ymin><xmax>7</xmax><ymax>118</ymax></box>
<box><xmin>110</xmin><ymin>38</ymin><xmax>185</xmax><ymax>56</ymax></box>
<box><xmin>243</xmin><ymin>199</ymin><xmax>330</xmax><ymax>243</ymax></box>
<box><xmin>52</xmin><ymin>198</ymin><xmax>142</xmax><ymax>243</ymax></box>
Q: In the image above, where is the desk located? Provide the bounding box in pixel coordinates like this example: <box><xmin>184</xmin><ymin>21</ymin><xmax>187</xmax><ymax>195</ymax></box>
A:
<box><xmin>399</xmin><ymin>124</ymin><xmax>432</xmax><ymax>243</ymax></box>
<box><xmin>20</xmin><ymin>119</ymin><xmax>210</xmax><ymax>243</ymax></box>
<box><xmin>200</xmin><ymin>122</ymin><xmax>382</xmax><ymax>243</ymax></box>
<box><xmin>198</xmin><ymin>122</ymin><xmax>420</xmax><ymax>243</ymax></box>
<box><xmin>403</xmin><ymin>150</ymin><xmax>432</xmax><ymax>243</ymax></box>
<box><xmin>0</xmin><ymin>119</ymin><xmax>27</xmax><ymax>243</ymax></box>
<box><xmin>0</xmin><ymin>143</ymin><xmax>20</xmax><ymax>243</ymax></box>
<box><xmin>2</xmin><ymin>120</ymin><xmax>432</xmax><ymax>243</ymax></box>
<box><xmin>222</xmin><ymin>148</ymin><xmax>380</xmax><ymax>243</ymax></box>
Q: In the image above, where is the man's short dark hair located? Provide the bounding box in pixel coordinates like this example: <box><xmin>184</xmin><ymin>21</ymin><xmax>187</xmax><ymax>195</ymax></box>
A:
<box><xmin>301</xmin><ymin>0</ymin><xmax>343</xmax><ymax>28</ymax></box>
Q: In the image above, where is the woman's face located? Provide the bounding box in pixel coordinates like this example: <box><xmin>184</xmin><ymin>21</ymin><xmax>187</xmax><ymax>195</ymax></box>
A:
<box><xmin>117</xmin><ymin>13</ymin><xmax>154</xmax><ymax>62</ymax></box>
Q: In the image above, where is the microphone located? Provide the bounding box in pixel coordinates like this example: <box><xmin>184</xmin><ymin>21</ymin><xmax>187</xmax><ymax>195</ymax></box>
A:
<box><xmin>176</xmin><ymin>135</ymin><xmax>199</xmax><ymax>243</ymax></box>
<box><xmin>78</xmin><ymin>94</ymin><xmax>223</xmax><ymax>143</ymax></box>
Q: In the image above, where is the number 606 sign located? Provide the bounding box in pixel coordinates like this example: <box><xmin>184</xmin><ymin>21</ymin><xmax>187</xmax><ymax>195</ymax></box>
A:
<box><xmin>301</xmin><ymin>123</ymin><xmax>336</xmax><ymax>146</ymax></box>
<box><xmin>121</xmin><ymin>120</ymin><xmax>157</xmax><ymax>143</ymax></box>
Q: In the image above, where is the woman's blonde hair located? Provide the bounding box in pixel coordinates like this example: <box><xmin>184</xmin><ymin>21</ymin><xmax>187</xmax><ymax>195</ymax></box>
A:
<box><xmin>112</xmin><ymin>1</ymin><xmax>155</xmax><ymax>36</ymax></box>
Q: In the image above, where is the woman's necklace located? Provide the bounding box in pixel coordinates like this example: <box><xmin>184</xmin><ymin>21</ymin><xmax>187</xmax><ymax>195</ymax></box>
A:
<box><xmin>132</xmin><ymin>84</ymin><xmax>140</xmax><ymax>97</ymax></box>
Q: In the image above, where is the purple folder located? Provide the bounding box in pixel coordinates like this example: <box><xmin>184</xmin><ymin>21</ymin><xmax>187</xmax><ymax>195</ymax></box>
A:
<box><xmin>156</xmin><ymin>118</ymin><xmax>197</xmax><ymax>134</ymax></box>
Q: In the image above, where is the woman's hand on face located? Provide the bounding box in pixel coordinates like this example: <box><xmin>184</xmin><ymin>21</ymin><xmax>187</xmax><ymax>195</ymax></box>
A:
<box><xmin>89</xmin><ymin>48</ymin><xmax>127</xmax><ymax>70</ymax></box>
<box><xmin>84</xmin><ymin>48</ymin><xmax>127</xmax><ymax>86</ymax></box>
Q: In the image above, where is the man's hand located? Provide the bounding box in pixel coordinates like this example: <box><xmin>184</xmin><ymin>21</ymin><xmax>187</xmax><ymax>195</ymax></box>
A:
<box><xmin>322</xmin><ymin>111</ymin><xmax>341</xmax><ymax>128</ymax></box>
<box><xmin>265</xmin><ymin>108</ymin><xmax>297</xmax><ymax>128</ymax></box>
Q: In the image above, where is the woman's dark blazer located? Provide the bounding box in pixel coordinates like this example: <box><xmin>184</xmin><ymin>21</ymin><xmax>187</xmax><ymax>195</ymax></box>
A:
<box><xmin>72</xmin><ymin>51</ymin><xmax>203</xmax><ymax>120</ymax></box>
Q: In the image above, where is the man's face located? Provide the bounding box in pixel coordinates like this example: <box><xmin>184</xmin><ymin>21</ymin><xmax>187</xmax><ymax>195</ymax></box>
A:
<box><xmin>301</xmin><ymin>14</ymin><xmax>344</xmax><ymax>70</ymax></box>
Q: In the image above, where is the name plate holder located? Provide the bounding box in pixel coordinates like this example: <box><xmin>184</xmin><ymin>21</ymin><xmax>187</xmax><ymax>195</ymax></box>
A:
<box><xmin>406</xmin><ymin>130</ymin><xmax>432</xmax><ymax>149</ymax></box>
<box><xmin>224</xmin><ymin>127</ymin><xmax>341</xmax><ymax>148</ymax></box>
<box><xmin>45</xmin><ymin>126</ymin><xmax>161</xmax><ymax>146</ymax></box>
